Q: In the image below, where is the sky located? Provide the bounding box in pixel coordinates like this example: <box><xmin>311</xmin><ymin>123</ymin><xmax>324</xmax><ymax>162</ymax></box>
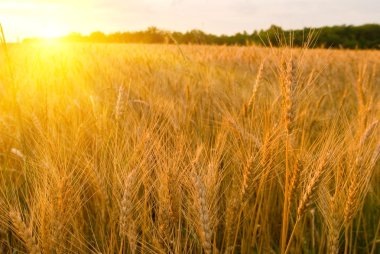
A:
<box><xmin>1</xmin><ymin>0</ymin><xmax>379</xmax><ymax>42</ymax></box>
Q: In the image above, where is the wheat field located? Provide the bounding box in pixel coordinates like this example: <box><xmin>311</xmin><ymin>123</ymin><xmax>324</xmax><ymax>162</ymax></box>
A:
<box><xmin>0</xmin><ymin>42</ymin><xmax>379</xmax><ymax>253</ymax></box>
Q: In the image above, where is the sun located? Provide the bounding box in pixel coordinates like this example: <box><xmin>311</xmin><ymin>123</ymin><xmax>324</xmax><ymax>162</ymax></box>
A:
<box><xmin>38</xmin><ymin>24</ymin><xmax>67</xmax><ymax>39</ymax></box>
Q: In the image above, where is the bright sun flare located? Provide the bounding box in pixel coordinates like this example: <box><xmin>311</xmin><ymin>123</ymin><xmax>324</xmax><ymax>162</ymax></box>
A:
<box><xmin>0</xmin><ymin>1</ymin><xmax>77</xmax><ymax>41</ymax></box>
<box><xmin>38</xmin><ymin>24</ymin><xmax>66</xmax><ymax>39</ymax></box>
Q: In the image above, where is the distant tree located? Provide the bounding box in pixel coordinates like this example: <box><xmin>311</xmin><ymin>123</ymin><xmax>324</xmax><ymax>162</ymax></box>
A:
<box><xmin>89</xmin><ymin>31</ymin><xmax>106</xmax><ymax>43</ymax></box>
<box><xmin>145</xmin><ymin>27</ymin><xmax>166</xmax><ymax>43</ymax></box>
<box><xmin>24</xmin><ymin>24</ymin><xmax>380</xmax><ymax>49</ymax></box>
<box><xmin>62</xmin><ymin>32</ymin><xmax>84</xmax><ymax>42</ymax></box>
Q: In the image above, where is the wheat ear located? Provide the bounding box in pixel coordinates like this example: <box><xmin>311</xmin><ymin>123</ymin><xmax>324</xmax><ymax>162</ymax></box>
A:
<box><xmin>288</xmin><ymin>157</ymin><xmax>302</xmax><ymax>208</ymax></box>
<box><xmin>280</xmin><ymin>58</ymin><xmax>297</xmax><ymax>135</ymax></box>
<box><xmin>359</xmin><ymin>120</ymin><xmax>378</xmax><ymax>147</ymax></box>
<box><xmin>115</xmin><ymin>85</ymin><xmax>125</xmax><ymax>120</ymax></box>
<box><xmin>120</xmin><ymin>168</ymin><xmax>137</xmax><ymax>254</ymax></box>
<box><xmin>193</xmin><ymin>173</ymin><xmax>212</xmax><ymax>254</ymax></box>
<box><xmin>297</xmin><ymin>157</ymin><xmax>327</xmax><ymax>220</ymax></box>
<box><xmin>327</xmin><ymin>197</ymin><xmax>340</xmax><ymax>254</ymax></box>
<box><xmin>241</xmin><ymin>155</ymin><xmax>255</xmax><ymax>202</ymax></box>
<box><xmin>244</xmin><ymin>61</ymin><xmax>265</xmax><ymax>114</ymax></box>
<box><xmin>9</xmin><ymin>209</ymin><xmax>41</xmax><ymax>254</ymax></box>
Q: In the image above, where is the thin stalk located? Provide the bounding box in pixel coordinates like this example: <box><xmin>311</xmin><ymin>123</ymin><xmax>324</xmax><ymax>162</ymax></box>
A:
<box><xmin>284</xmin><ymin>219</ymin><xmax>299</xmax><ymax>254</ymax></box>
<box><xmin>281</xmin><ymin>137</ymin><xmax>291</xmax><ymax>254</ymax></box>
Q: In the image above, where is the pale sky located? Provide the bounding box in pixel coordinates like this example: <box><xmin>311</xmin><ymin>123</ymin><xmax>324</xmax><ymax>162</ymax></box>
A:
<box><xmin>1</xmin><ymin>0</ymin><xmax>379</xmax><ymax>42</ymax></box>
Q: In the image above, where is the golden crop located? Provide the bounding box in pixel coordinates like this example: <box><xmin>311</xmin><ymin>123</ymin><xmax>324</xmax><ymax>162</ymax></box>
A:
<box><xmin>0</xmin><ymin>43</ymin><xmax>379</xmax><ymax>253</ymax></box>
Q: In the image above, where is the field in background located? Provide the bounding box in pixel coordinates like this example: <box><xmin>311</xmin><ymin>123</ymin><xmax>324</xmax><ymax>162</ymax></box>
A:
<box><xmin>0</xmin><ymin>43</ymin><xmax>379</xmax><ymax>253</ymax></box>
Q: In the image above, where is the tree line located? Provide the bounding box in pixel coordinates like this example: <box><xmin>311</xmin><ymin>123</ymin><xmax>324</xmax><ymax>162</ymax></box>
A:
<box><xmin>25</xmin><ymin>24</ymin><xmax>380</xmax><ymax>49</ymax></box>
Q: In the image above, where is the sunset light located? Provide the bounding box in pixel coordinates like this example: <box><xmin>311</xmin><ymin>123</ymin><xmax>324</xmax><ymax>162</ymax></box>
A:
<box><xmin>36</xmin><ymin>24</ymin><xmax>67</xmax><ymax>39</ymax></box>
<box><xmin>1</xmin><ymin>0</ymin><xmax>379</xmax><ymax>42</ymax></box>
<box><xmin>0</xmin><ymin>0</ymin><xmax>93</xmax><ymax>41</ymax></box>
<box><xmin>0</xmin><ymin>1</ymin><xmax>379</xmax><ymax>254</ymax></box>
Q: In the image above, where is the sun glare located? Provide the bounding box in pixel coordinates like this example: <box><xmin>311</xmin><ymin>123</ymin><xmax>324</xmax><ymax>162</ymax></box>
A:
<box><xmin>38</xmin><ymin>24</ymin><xmax>66</xmax><ymax>39</ymax></box>
<box><xmin>39</xmin><ymin>26</ymin><xmax>63</xmax><ymax>39</ymax></box>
